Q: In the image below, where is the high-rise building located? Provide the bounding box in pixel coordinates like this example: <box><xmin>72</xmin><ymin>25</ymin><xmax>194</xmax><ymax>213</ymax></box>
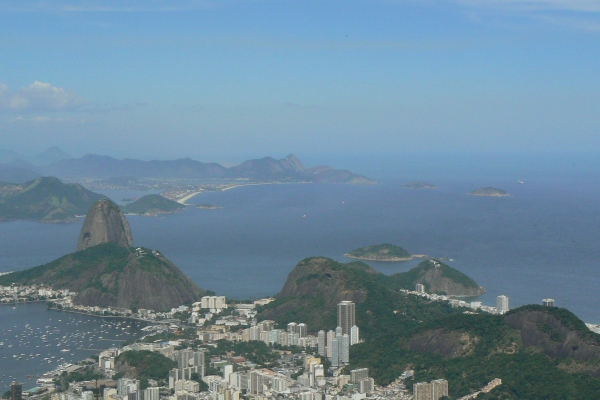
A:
<box><xmin>337</xmin><ymin>301</ymin><xmax>356</xmax><ymax>335</ymax></box>
<box><xmin>11</xmin><ymin>382</ymin><xmax>22</xmax><ymax>400</ymax></box>
<box><xmin>340</xmin><ymin>334</ymin><xmax>350</xmax><ymax>364</ymax></box>
<box><xmin>543</xmin><ymin>298</ymin><xmax>555</xmax><ymax>307</ymax></box>
<box><xmin>287</xmin><ymin>322</ymin><xmax>297</xmax><ymax>334</ymax></box>
<box><xmin>331</xmin><ymin>337</ymin><xmax>339</xmax><ymax>367</ymax></box>
<box><xmin>496</xmin><ymin>295</ymin><xmax>509</xmax><ymax>314</ymax></box>
<box><xmin>432</xmin><ymin>379</ymin><xmax>449</xmax><ymax>399</ymax></box>
<box><xmin>414</xmin><ymin>382</ymin><xmax>433</xmax><ymax>400</ymax></box>
<box><xmin>359</xmin><ymin>378</ymin><xmax>375</xmax><ymax>394</ymax></box>
<box><xmin>350</xmin><ymin>368</ymin><xmax>369</xmax><ymax>383</ymax></box>
<box><xmin>317</xmin><ymin>330</ymin><xmax>326</xmax><ymax>356</ymax></box>
<box><xmin>415</xmin><ymin>283</ymin><xmax>425</xmax><ymax>293</ymax></box>
<box><xmin>350</xmin><ymin>325</ymin><xmax>360</xmax><ymax>345</ymax></box>
<box><xmin>326</xmin><ymin>330</ymin><xmax>335</xmax><ymax>358</ymax></box>
<box><xmin>297</xmin><ymin>323</ymin><xmax>308</xmax><ymax>338</ymax></box>
<box><xmin>176</xmin><ymin>349</ymin><xmax>194</xmax><ymax>368</ymax></box>
<box><xmin>414</xmin><ymin>379</ymin><xmax>449</xmax><ymax>400</ymax></box>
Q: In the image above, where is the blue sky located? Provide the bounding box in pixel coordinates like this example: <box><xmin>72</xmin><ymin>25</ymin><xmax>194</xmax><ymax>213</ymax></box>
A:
<box><xmin>0</xmin><ymin>0</ymin><xmax>599</xmax><ymax>162</ymax></box>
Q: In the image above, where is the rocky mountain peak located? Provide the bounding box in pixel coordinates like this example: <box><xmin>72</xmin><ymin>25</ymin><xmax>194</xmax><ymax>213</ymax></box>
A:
<box><xmin>77</xmin><ymin>198</ymin><xmax>133</xmax><ymax>251</ymax></box>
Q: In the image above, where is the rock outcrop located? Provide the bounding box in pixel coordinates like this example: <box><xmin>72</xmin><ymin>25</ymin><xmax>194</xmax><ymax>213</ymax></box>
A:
<box><xmin>389</xmin><ymin>259</ymin><xmax>485</xmax><ymax>296</ymax></box>
<box><xmin>77</xmin><ymin>198</ymin><xmax>133</xmax><ymax>251</ymax></box>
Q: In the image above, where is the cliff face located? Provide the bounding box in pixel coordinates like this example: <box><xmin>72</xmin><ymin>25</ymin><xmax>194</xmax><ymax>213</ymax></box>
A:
<box><xmin>77</xmin><ymin>198</ymin><xmax>133</xmax><ymax>251</ymax></box>
<box><xmin>259</xmin><ymin>257</ymin><xmax>375</xmax><ymax>329</ymax></box>
<box><xmin>505</xmin><ymin>308</ymin><xmax>600</xmax><ymax>363</ymax></box>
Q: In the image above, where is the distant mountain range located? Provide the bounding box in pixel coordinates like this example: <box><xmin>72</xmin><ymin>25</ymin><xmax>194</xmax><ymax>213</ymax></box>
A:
<box><xmin>0</xmin><ymin>150</ymin><xmax>376</xmax><ymax>184</ymax></box>
<box><xmin>0</xmin><ymin>177</ymin><xmax>103</xmax><ymax>222</ymax></box>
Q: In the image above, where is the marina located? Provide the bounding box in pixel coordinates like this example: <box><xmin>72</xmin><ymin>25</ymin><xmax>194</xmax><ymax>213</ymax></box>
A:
<box><xmin>0</xmin><ymin>302</ymin><xmax>153</xmax><ymax>392</ymax></box>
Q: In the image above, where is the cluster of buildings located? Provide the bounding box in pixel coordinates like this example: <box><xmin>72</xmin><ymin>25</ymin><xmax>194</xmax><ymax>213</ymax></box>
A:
<box><xmin>408</xmin><ymin>285</ymin><xmax>512</xmax><ymax>315</ymax></box>
<box><xmin>0</xmin><ymin>283</ymin><xmax>74</xmax><ymax>304</ymax></box>
<box><xmin>315</xmin><ymin>302</ymin><xmax>360</xmax><ymax>368</ymax></box>
<box><xmin>413</xmin><ymin>379</ymin><xmax>448</xmax><ymax>400</ymax></box>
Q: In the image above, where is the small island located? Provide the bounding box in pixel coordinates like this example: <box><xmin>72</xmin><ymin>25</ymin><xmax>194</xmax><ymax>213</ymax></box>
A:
<box><xmin>196</xmin><ymin>204</ymin><xmax>222</xmax><ymax>210</ymax></box>
<box><xmin>467</xmin><ymin>187</ymin><xmax>510</xmax><ymax>197</ymax></box>
<box><xmin>402</xmin><ymin>181</ymin><xmax>436</xmax><ymax>189</ymax></box>
<box><xmin>122</xmin><ymin>194</ymin><xmax>186</xmax><ymax>215</ymax></box>
<box><xmin>345</xmin><ymin>244</ymin><xmax>427</xmax><ymax>262</ymax></box>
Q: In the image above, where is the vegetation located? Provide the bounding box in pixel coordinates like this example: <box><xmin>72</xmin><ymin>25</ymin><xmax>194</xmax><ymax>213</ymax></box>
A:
<box><xmin>0</xmin><ymin>176</ymin><xmax>103</xmax><ymax>222</ymax></box>
<box><xmin>346</xmin><ymin>244</ymin><xmax>411</xmax><ymax>261</ymax></box>
<box><xmin>122</xmin><ymin>194</ymin><xmax>185</xmax><ymax>215</ymax></box>
<box><xmin>115</xmin><ymin>350</ymin><xmax>177</xmax><ymax>381</ymax></box>
<box><xmin>259</xmin><ymin>257</ymin><xmax>600</xmax><ymax>398</ymax></box>
<box><xmin>386</xmin><ymin>259</ymin><xmax>480</xmax><ymax>291</ymax></box>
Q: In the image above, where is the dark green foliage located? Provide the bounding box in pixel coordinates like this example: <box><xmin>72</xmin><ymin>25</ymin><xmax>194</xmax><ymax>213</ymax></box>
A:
<box><xmin>0</xmin><ymin>176</ymin><xmax>103</xmax><ymax>222</ymax></box>
<box><xmin>385</xmin><ymin>259</ymin><xmax>480</xmax><ymax>291</ymax></box>
<box><xmin>260</xmin><ymin>257</ymin><xmax>600</xmax><ymax>398</ymax></box>
<box><xmin>0</xmin><ymin>243</ymin><xmax>130</xmax><ymax>287</ymax></box>
<box><xmin>208</xmin><ymin>340</ymin><xmax>279</xmax><ymax>368</ymax></box>
<box><xmin>116</xmin><ymin>350</ymin><xmax>177</xmax><ymax>381</ymax></box>
<box><xmin>347</xmin><ymin>244</ymin><xmax>411</xmax><ymax>260</ymax></box>
<box><xmin>122</xmin><ymin>194</ymin><xmax>185</xmax><ymax>215</ymax></box>
<box><xmin>507</xmin><ymin>305</ymin><xmax>600</xmax><ymax>345</ymax></box>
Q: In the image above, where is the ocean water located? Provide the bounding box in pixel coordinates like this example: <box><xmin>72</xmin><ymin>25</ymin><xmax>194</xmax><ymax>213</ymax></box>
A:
<box><xmin>1</xmin><ymin>155</ymin><xmax>599</xmax><ymax>326</ymax></box>
<box><xmin>0</xmin><ymin>302</ymin><xmax>150</xmax><ymax>392</ymax></box>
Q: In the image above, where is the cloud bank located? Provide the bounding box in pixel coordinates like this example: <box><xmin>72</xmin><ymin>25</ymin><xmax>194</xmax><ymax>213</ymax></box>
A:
<box><xmin>0</xmin><ymin>81</ymin><xmax>85</xmax><ymax>112</ymax></box>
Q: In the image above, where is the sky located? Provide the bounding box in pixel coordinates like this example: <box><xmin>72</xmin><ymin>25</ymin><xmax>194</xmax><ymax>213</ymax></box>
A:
<box><xmin>0</xmin><ymin>0</ymin><xmax>599</xmax><ymax>162</ymax></box>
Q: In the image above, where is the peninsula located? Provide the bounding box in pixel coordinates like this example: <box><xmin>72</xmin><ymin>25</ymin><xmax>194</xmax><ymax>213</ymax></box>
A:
<box><xmin>0</xmin><ymin>198</ymin><xmax>203</xmax><ymax>311</ymax></box>
<box><xmin>468</xmin><ymin>187</ymin><xmax>510</xmax><ymax>197</ymax></box>
<box><xmin>345</xmin><ymin>244</ymin><xmax>427</xmax><ymax>262</ymax></box>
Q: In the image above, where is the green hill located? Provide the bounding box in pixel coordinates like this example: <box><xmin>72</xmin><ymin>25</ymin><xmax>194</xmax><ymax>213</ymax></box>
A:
<box><xmin>0</xmin><ymin>176</ymin><xmax>103</xmax><ymax>222</ymax></box>
<box><xmin>388</xmin><ymin>259</ymin><xmax>484</xmax><ymax>296</ymax></box>
<box><xmin>258</xmin><ymin>257</ymin><xmax>600</xmax><ymax>398</ymax></box>
<box><xmin>122</xmin><ymin>194</ymin><xmax>186</xmax><ymax>215</ymax></box>
<box><xmin>345</xmin><ymin>244</ymin><xmax>412</xmax><ymax>261</ymax></box>
<box><xmin>0</xmin><ymin>243</ymin><xmax>204</xmax><ymax>311</ymax></box>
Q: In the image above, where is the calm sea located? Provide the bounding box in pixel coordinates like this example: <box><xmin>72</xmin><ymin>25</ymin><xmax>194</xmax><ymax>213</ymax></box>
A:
<box><xmin>0</xmin><ymin>155</ymin><xmax>599</xmax><ymax>383</ymax></box>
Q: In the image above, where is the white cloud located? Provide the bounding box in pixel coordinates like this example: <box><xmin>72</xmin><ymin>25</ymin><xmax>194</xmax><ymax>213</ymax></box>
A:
<box><xmin>0</xmin><ymin>81</ymin><xmax>85</xmax><ymax>112</ymax></box>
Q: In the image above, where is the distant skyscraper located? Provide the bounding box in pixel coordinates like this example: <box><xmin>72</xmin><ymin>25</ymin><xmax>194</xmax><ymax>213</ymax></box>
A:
<box><xmin>297</xmin><ymin>323</ymin><xmax>308</xmax><ymax>338</ymax></box>
<box><xmin>317</xmin><ymin>330</ymin><xmax>326</xmax><ymax>356</ymax></box>
<box><xmin>337</xmin><ymin>301</ymin><xmax>356</xmax><ymax>335</ymax></box>
<box><xmin>415</xmin><ymin>283</ymin><xmax>425</xmax><ymax>293</ymax></box>
<box><xmin>331</xmin><ymin>337</ymin><xmax>339</xmax><ymax>367</ymax></box>
<box><xmin>496</xmin><ymin>295</ymin><xmax>509</xmax><ymax>314</ymax></box>
<box><xmin>287</xmin><ymin>322</ymin><xmax>297</xmax><ymax>334</ymax></box>
<box><xmin>340</xmin><ymin>334</ymin><xmax>350</xmax><ymax>364</ymax></box>
<box><xmin>350</xmin><ymin>325</ymin><xmax>360</xmax><ymax>345</ymax></box>
<box><xmin>326</xmin><ymin>330</ymin><xmax>335</xmax><ymax>358</ymax></box>
<box><xmin>543</xmin><ymin>298</ymin><xmax>555</xmax><ymax>307</ymax></box>
<box><xmin>335</xmin><ymin>326</ymin><xmax>343</xmax><ymax>336</ymax></box>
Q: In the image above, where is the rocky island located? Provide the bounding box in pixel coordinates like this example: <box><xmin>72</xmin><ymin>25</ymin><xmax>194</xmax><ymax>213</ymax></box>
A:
<box><xmin>345</xmin><ymin>244</ymin><xmax>426</xmax><ymax>262</ymax></box>
<box><xmin>468</xmin><ymin>187</ymin><xmax>510</xmax><ymax>197</ymax></box>
<box><xmin>122</xmin><ymin>194</ymin><xmax>186</xmax><ymax>215</ymax></box>
<box><xmin>0</xmin><ymin>198</ymin><xmax>204</xmax><ymax>311</ymax></box>
<box><xmin>196</xmin><ymin>204</ymin><xmax>222</xmax><ymax>210</ymax></box>
<box><xmin>402</xmin><ymin>181</ymin><xmax>436</xmax><ymax>189</ymax></box>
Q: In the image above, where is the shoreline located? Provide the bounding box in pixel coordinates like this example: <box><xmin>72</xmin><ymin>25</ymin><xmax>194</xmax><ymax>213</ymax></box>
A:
<box><xmin>177</xmin><ymin>181</ymin><xmax>312</xmax><ymax>204</ymax></box>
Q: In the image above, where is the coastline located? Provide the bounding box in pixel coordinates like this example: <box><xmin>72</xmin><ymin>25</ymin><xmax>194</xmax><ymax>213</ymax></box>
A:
<box><xmin>177</xmin><ymin>181</ymin><xmax>312</xmax><ymax>204</ymax></box>
<box><xmin>344</xmin><ymin>253</ymin><xmax>429</xmax><ymax>262</ymax></box>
